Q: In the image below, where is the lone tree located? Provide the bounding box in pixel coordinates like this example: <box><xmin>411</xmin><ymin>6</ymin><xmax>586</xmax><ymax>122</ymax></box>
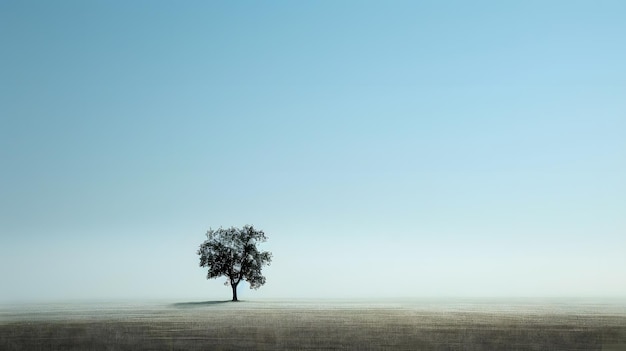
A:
<box><xmin>197</xmin><ymin>225</ymin><xmax>272</xmax><ymax>301</ymax></box>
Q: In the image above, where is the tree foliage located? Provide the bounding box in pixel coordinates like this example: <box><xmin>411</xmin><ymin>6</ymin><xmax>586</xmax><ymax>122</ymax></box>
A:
<box><xmin>197</xmin><ymin>225</ymin><xmax>272</xmax><ymax>300</ymax></box>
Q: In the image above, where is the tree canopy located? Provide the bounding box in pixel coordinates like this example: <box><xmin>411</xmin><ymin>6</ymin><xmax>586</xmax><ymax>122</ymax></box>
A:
<box><xmin>197</xmin><ymin>225</ymin><xmax>272</xmax><ymax>301</ymax></box>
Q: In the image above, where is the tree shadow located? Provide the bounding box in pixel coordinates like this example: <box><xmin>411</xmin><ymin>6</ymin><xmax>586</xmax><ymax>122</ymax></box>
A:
<box><xmin>170</xmin><ymin>300</ymin><xmax>237</xmax><ymax>308</ymax></box>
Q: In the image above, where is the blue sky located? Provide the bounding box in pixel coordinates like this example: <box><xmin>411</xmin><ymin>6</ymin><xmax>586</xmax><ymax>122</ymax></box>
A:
<box><xmin>1</xmin><ymin>1</ymin><xmax>625</xmax><ymax>302</ymax></box>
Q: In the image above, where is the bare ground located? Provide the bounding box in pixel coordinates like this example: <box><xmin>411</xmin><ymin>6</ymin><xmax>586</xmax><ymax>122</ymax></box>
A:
<box><xmin>1</xmin><ymin>300</ymin><xmax>625</xmax><ymax>350</ymax></box>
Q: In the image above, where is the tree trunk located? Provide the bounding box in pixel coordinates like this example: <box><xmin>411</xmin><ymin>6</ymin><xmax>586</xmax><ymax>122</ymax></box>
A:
<box><xmin>231</xmin><ymin>282</ymin><xmax>239</xmax><ymax>302</ymax></box>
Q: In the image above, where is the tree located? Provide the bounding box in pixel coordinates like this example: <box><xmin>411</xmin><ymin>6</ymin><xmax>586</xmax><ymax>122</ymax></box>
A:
<box><xmin>197</xmin><ymin>225</ymin><xmax>272</xmax><ymax>301</ymax></box>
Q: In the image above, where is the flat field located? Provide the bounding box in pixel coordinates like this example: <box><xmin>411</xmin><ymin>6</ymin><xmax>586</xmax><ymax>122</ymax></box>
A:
<box><xmin>1</xmin><ymin>299</ymin><xmax>625</xmax><ymax>350</ymax></box>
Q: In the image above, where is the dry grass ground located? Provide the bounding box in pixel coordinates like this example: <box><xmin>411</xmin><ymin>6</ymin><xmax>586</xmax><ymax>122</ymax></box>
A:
<box><xmin>1</xmin><ymin>299</ymin><xmax>625</xmax><ymax>350</ymax></box>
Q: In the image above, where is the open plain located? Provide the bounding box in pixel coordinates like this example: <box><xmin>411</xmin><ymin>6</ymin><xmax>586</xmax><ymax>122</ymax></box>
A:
<box><xmin>1</xmin><ymin>299</ymin><xmax>625</xmax><ymax>350</ymax></box>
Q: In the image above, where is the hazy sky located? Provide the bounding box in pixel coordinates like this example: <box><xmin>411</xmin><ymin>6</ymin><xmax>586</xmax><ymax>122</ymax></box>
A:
<box><xmin>1</xmin><ymin>1</ymin><xmax>625</xmax><ymax>302</ymax></box>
